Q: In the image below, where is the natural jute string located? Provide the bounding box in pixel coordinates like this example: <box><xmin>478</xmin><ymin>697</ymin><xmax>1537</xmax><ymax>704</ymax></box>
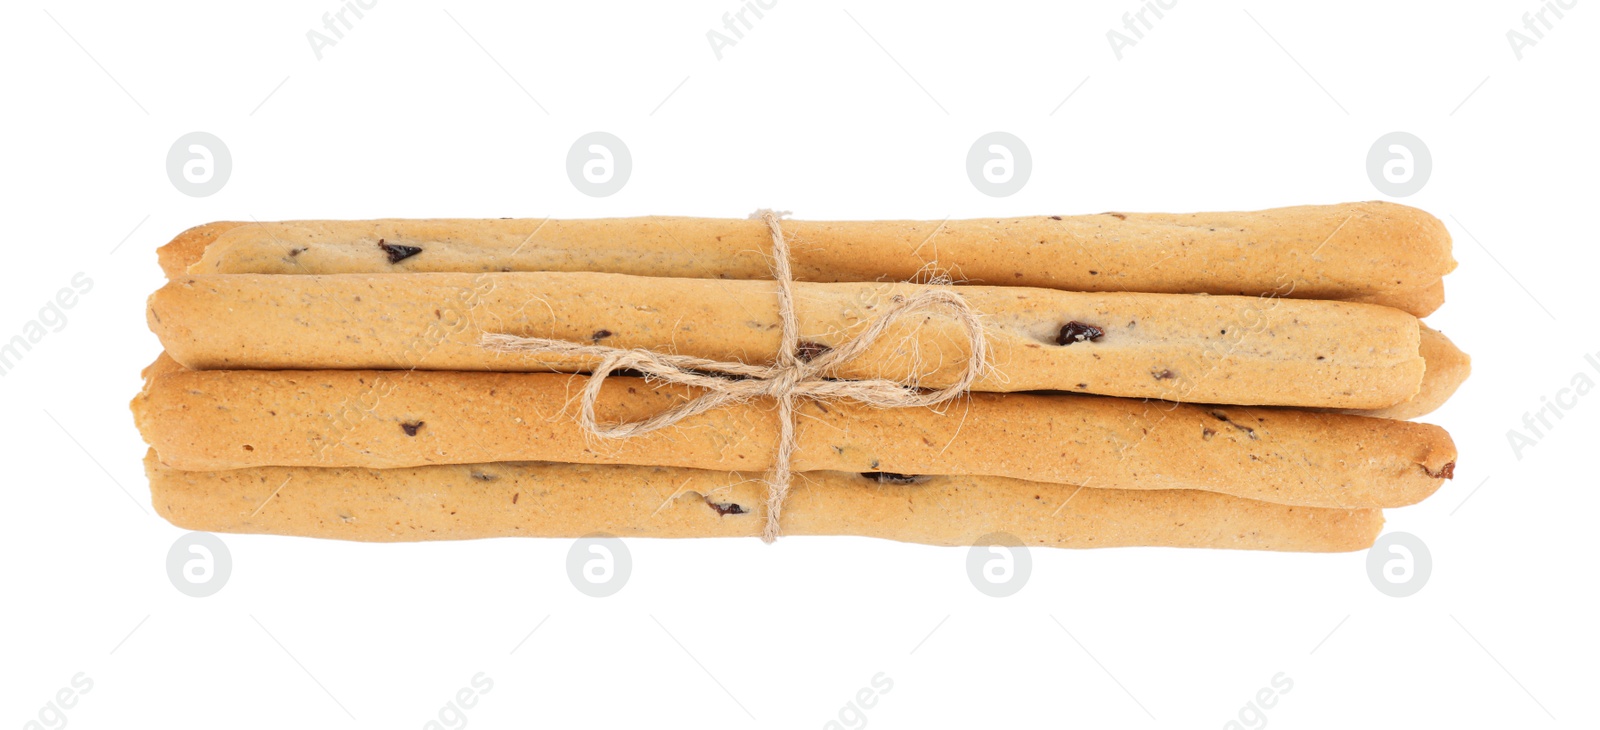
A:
<box><xmin>478</xmin><ymin>209</ymin><xmax>991</xmax><ymax>541</ymax></box>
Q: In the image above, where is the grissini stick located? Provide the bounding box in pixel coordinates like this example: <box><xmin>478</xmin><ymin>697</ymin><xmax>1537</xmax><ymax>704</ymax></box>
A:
<box><xmin>147</xmin><ymin>272</ymin><xmax>1426</xmax><ymax>409</ymax></box>
<box><xmin>144</xmin><ymin>451</ymin><xmax>1383</xmax><ymax>552</ymax></box>
<box><xmin>162</xmin><ymin>202</ymin><xmax>1454</xmax><ymax>316</ymax></box>
<box><xmin>130</xmin><ymin>361</ymin><xmax>1456</xmax><ymax>509</ymax></box>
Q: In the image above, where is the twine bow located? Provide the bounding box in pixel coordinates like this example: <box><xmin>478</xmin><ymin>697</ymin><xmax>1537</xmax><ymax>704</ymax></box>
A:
<box><xmin>479</xmin><ymin>209</ymin><xmax>990</xmax><ymax>541</ymax></box>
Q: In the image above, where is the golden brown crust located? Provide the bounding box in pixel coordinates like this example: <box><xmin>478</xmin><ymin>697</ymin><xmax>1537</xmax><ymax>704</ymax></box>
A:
<box><xmin>1341</xmin><ymin>325</ymin><xmax>1470</xmax><ymax>420</ymax></box>
<box><xmin>145</xmin><ymin>451</ymin><xmax>1382</xmax><ymax>552</ymax></box>
<box><xmin>174</xmin><ymin>202</ymin><xmax>1454</xmax><ymax>316</ymax></box>
<box><xmin>131</xmin><ymin>364</ymin><xmax>1456</xmax><ymax>508</ymax></box>
<box><xmin>1350</xmin><ymin>279</ymin><xmax>1445</xmax><ymax>317</ymax></box>
<box><xmin>147</xmin><ymin>272</ymin><xmax>1425</xmax><ymax>409</ymax></box>
<box><xmin>157</xmin><ymin>221</ymin><xmax>245</xmax><ymax>279</ymax></box>
<box><xmin>138</xmin><ymin>351</ymin><xmax>185</xmax><ymax>382</ymax></box>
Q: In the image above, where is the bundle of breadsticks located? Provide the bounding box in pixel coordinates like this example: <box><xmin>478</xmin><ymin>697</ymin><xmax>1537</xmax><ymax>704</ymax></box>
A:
<box><xmin>132</xmin><ymin>202</ymin><xmax>1467</xmax><ymax>552</ymax></box>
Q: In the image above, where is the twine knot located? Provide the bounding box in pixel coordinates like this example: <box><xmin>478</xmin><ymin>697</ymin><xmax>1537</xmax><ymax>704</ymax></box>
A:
<box><xmin>479</xmin><ymin>209</ymin><xmax>990</xmax><ymax>541</ymax></box>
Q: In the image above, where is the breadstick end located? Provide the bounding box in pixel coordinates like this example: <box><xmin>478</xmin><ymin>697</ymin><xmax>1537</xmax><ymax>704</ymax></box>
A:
<box><xmin>1360</xmin><ymin>201</ymin><xmax>1457</xmax><ymax>279</ymax></box>
<box><xmin>158</xmin><ymin>221</ymin><xmax>245</xmax><ymax>279</ymax></box>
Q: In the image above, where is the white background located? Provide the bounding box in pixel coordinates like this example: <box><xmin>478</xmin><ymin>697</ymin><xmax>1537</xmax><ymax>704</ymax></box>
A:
<box><xmin>1</xmin><ymin>1</ymin><xmax>1595</xmax><ymax>727</ymax></box>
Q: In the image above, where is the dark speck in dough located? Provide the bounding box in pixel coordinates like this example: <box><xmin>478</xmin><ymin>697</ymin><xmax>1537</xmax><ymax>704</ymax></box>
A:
<box><xmin>1422</xmin><ymin>462</ymin><xmax>1455</xmax><ymax>479</ymax></box>
<box><xmin>792</xmin><ymin>340</ymin><xmax>832</xmax><ymax>363</ymax></box>
<box><xmin>704</xmin><ymin>496</ymin><xmax>748</xmax><ymax>516</ymax></box>
<box><xmin>1056</xmin><ymin>321</ymin><xmax>1104</xmax><ymax>346</ymax></box>
<box><xmin>378</xmin><ymin>239</ymin><xmax>423</xmax><ymax>263</ymax></box>
<box><xmin>861</xmin><ymin>471</ymin><xmax>925</xmax><ymax>484</ymax></box>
